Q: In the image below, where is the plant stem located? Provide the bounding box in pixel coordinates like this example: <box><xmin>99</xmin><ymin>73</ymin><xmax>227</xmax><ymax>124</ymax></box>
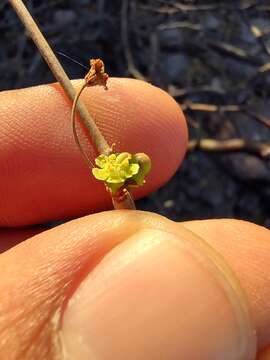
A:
<box><xmin>112</xmin><ymin>189</ymin><xmax>136</xmax><ymax>210</ymax></box>
<box><xmin>9</xmin><ymin>0</ymin><xmax>111</xmax><ymax>156</ymax></box>
<box><xmin>9</xmin><ymin>0</ymin><xmax>137</xmax><ymax>210</ymax></box>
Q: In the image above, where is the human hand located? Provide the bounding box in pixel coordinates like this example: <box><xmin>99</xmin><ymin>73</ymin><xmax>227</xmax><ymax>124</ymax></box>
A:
<box><xmin>0</xmin><ymin>79</ymin><xmax>269</xmax><ymax>359</ymax></box>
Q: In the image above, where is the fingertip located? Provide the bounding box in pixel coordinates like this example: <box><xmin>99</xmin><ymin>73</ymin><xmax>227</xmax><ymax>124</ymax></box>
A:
<box><xmin>0</xmin><ymin>212</ymin><xmax>257</xmax><ymax>359</ymax></box>
<box><xmin>183</xmin><ymin>219</ymin><xmax>270</xmax><ymax>349</ymax></box>
<box><xmin>61</xmin><ymin>215</ymin><xmax>255</xmax><ymax>359</ymax></box>
<box><xmin>0</xmin><ymin>79</ymin><xmax>187</xmax><ymax>226</ymax></box>
<box><xmin>0</xmin><ymin>227</ymin><xmax>44</xmax><ymax>253</ymax></box>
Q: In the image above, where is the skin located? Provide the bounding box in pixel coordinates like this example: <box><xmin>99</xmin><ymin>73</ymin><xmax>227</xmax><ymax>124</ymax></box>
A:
<box><xmin>0</xmin><ymin>78</ymin><xmax>269</xmax><ymax>359</ymax></box>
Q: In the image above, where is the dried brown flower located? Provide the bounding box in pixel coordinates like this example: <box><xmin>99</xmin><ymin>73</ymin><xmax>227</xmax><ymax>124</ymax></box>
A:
<box><xmin>84</xmin><ymin>59</ymin><xmax>109</xmax><ymax>89</ymax></box>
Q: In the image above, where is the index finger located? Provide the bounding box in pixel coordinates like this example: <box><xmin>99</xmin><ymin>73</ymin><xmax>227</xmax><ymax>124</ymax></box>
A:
<box><xmin>0</xmin><ymin>78</ymin><xmax>187</xmax><ymax>227</ymax></box>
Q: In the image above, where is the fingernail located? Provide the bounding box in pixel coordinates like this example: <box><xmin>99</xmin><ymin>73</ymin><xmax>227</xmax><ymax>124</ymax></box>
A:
<box><xmin>61</xmin><ymin>228</ymin><xmax>256</xmax><ymax>359</ymax></box>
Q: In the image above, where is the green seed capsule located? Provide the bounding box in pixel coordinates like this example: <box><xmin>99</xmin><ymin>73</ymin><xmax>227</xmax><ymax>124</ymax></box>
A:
<box><xmin>132</xmin><ymin>153</ymin><xmax>152</xmax><ymax>186</ymax></box>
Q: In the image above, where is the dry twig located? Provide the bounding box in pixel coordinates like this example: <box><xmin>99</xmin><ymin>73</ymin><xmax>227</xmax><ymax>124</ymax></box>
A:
<box><xmin>158</xmin><ymin>21</ymin><xmax>201</xmax><ymax>32</ymax></box>
<box><xmin>181</xmin><ymin>101</ymin><xmax>270</xmax><ymax>129</ymax></box>
<box><xmin>206</xmin><ymin>40</ymin><xmax>262</xmax><ymax>66</ymax></box>
<box><xmin>181</xmin><ymin>102</ymin><xmax>240</xmax><ymax>113</ymax></box>
<box><xmin>121</xmin><ymin>0</ymin><xmax>146</xmax><ymax>80</ymax></box>
<box><xmin>188</xmin><ymin>138</ymin><xmax>270</xmax><ymax>158</ymax></box>
<box><xmin>144</xmin><ymin>0</ymin><xmax>260</xmax><ymax>14</ymax></box>
<box><xmin>240</xmin><ymin>8</ymin><xmax>270</xmax><ymax>58</ymax></box>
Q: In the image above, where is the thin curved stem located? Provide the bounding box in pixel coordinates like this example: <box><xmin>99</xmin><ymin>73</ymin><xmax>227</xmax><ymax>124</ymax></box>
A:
<box><xmin>71</xmin><ymin>82</ymin><xmax>94</xmax><ymax>169</ymax></box>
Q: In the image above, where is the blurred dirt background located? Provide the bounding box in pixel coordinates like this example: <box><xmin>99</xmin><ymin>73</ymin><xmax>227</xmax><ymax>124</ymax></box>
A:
<box><xmin>1</xmin><ymin>0</ymin><xmax>270</xmax><ymax>226</ymax></box>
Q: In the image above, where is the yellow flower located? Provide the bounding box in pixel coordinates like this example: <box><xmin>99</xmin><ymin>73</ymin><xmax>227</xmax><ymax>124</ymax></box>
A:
<box><xmin>92</xmin><ymin>152</ymin><xmax>140</xmax><ymax>193</ymax></box>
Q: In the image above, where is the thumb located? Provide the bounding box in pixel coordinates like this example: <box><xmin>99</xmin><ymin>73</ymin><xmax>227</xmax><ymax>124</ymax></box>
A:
<box><xmin>0</xmin><ymin>211</ymin><xmax>261</xmax><ymax>359</ymax></box>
